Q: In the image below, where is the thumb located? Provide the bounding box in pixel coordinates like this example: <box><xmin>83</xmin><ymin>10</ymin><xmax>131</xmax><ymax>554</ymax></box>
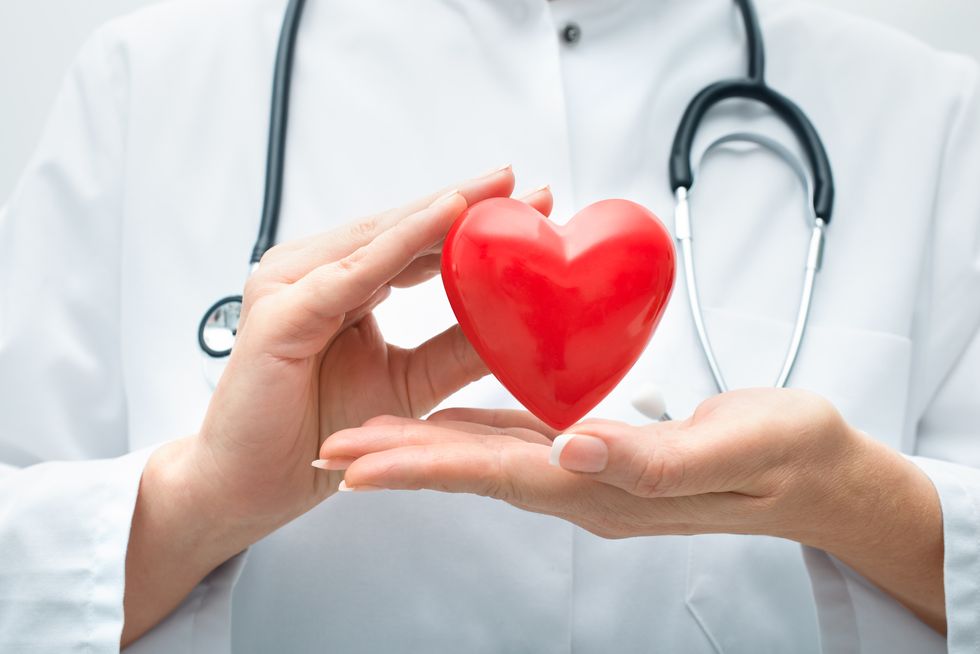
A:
<box><xmin>402</xmin><ymin>324</ymin><xmax>489</xmax><ymax>417</ymax></box>
<box><xmin>548</xmin><ymin>421</ymin><xmax>733</xmax><ymax>498</ymax></box>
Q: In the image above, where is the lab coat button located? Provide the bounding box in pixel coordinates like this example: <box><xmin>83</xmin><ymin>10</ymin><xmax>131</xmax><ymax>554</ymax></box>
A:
<box><xmin>560</xmin><ymin>23</ymin><xmax>582</xmax><ymax>45</ymax></box>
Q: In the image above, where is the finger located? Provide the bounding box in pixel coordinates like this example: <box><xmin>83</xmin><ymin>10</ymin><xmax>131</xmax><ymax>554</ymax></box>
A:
<box><xmin>388</xmin><ymin>187</ymin><xmax>552</xmax><ymax>289</ymax></box>
<box><xmin>331</xmin><ymin>430</ymin><xmax>763</xmax><ymax>537</ymax></box>
<box><xmin>551</xmin><ymin>421</ymin><xmax>745</xmax><ymax>498</ymax></box>
<box><xmin>337</xmin><ymin>285</ymin><xmax>391</xmax><ymax>331</ymax></box>
<box><xmin>428</xmin><ymin>408</ymin><xmax>560</xmax><ymax>440</ymax></box>
<box><xmin>378</xmin><ymin>165</ymin><xmax>515</xmax><ymax>226</ymax></box>
<box><xmin>318</xmin><ymin>420</ymin><xmax>544</xmax><ymax>463</ymax></box>
<box><xmin>399</xmin><ymin>324</ymin><xmax>489</xmax><ymax>417</ymax></box>
<box><xmin>388</xmin><ymin>253</ymin><xmax>441</xmax><ymax>289</ymax></box>
<box><xmin>339</xmin><ymin>440</ymin><xmax>578</xmax><ymax>504</ymax></box>
<box><xmin>241</xmin><ymin>192</ymin><xmax>468</xmax><ymax>358</ymax></box>
<box><xmin>282</xmin><ymin>192</ymin><xmax>467</xmax><ymax>328</ymax></box>
<box><xmin>261</xmin><ymin>165</ymin><xmax>515</xmax><ymax>280</ymax></box>
<box><xmin>360</xmin><ymin>414</ymin><xmax>552</xmax><ymax>444</ymax></box>
<box><xmin>519</xmin><ymin>185</ymin><xmax>553</xmax><ymax>217</ymax></box>
<box><xmin>427</xmin><ymin>423</ymin><xmax>552</xmax><ymax>445</ymax></box>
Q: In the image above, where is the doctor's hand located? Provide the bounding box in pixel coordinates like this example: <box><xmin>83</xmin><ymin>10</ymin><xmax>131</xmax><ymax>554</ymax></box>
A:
<box><xmin>318</xmin><ymin>388</ymin><xmax>946</xmax><ymax>633</ymax></box>
<box><xmin>121</xmin><ymin>167</ymin><xmax>554</xmax><ymax>646</ymax></box>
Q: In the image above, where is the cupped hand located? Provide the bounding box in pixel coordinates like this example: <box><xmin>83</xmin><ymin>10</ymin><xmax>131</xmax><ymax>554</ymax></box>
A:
<box><xmin>316</xmin><ymin>389</ymin><xmax>945</xmax><ymax>630</ymax></box>
<box><xmin>317</xmin><ymin>389</ymin><xmax>867</xmax><ymax>538</ymax></box>
<box><xmin>184</xmin><ymin>167</ymin><xmax>553</xmax><ymax>535</ymax></box>
<box><xmin>124</xmin><ymin>170</ymin><xmax>555</xmax><ymax>646</ymax></box>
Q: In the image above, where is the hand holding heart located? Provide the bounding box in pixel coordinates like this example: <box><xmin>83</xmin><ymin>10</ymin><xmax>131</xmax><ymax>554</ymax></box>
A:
<box><xmin>317</xmin><ymin>389</ymin><xmax>945</xmax><ymax>630</ymax></box>
<box><xmin>122</xmin><ymin>167</ymin><xmax>554</xmax><ymax>646</ymax></box>
<box><xmin>192</xmin><ymin>167</ymin><xmax>554</xmax><ymax>530</ymax></box>
<box><xmin>318</xmin><ymin>389</ymin><xmax>872</xmax><ymax>542</ymax></box>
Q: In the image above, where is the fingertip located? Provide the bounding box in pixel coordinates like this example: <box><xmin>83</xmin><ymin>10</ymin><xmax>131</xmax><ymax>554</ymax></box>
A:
<box><xmin>463</xmin><ymin>165</ymin><xmax>516</xmax><ymax>205</ymax></box>
<box><xmin>340</xmin><ymin>455</ymin><xmax>390</xmax><ymax>491</ymax></box>
<box><xmin>428</xmin><ymin>188</ymin><xmax>467</xmax><ymax>214</ymax></box>
<box><xmin>427</xmin><ymin>407</ymin><xmax>466</xmax><ymax>422</ymax></box>
<box><xmin>549</xmin><ymin>434</ymin><xmax>574</xmax><ymax>467</ymax></box>
<box><xmin>549</xmin><ymin>433</ymin><xmax>609</xmax><ymax>473</ymax></box>
<box><xmin>312</xmin><ymin>457</ymin><xmax>355</xmax><ymax>471</ymax></box>
<box><xmin>521</xmin><ymin>184</ymin><xmax>554</xmax><ymax>217</ymax></box>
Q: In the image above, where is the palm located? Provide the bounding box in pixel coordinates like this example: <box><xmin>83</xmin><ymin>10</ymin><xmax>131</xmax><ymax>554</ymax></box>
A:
<box><xmin>320</xmin><ymin>315</ymin><xmax>416</xmax><ymax>434</ymax></box>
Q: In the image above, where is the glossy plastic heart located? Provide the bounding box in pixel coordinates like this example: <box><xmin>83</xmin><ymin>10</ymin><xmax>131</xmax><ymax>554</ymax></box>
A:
<box><xmin>441</xmin><ymin>197</ymin><xmax>675</xmax><ymax>429</ymax></box>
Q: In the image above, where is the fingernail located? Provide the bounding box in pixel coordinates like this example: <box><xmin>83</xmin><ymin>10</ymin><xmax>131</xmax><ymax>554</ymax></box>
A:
<box><xmin>549</xmin><ymin>434</ymin><xmax>608</xmax><ymax>473</ymax></box>
<box><xmin>312</xmin><ymin>458</ymin><xmax>355</xmax><ymax>471</ymax></box>
<box><xmin>479</xmin><ymin>163</ymin><xmax>512</xmax><ymax>178</ymax></box>
<box><xmin>337</xmin><ymin>480</ymin><xmax>384</xmax><ymax>493</ymax></box>
<box><xmin>524</xmin><ymin>184</ymin><xmax>550</xmax><ymax>197</ymax></box>
<box><xmin>428</xmin><ymin>188</ymin><xmax>461</xmax><ymax>208</ymax></box>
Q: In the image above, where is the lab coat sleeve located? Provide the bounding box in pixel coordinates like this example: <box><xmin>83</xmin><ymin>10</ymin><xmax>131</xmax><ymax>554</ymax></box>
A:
<box><xmin>0</xmin><ymin>26</ymin><xmax>243</xmax><ymax>653</ymax></box>
<box><xmin>801</xmin><ymin>54</ymin><xmax>980</xmax><ymax>654</ymax></box>
<box><xmin>905</xmin><ymin>54</ymin><xmax>980</xmax><ymax>653</ymax></box>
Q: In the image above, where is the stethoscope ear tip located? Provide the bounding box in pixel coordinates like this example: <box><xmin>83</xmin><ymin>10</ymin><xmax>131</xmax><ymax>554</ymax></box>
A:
<box><xmin>631</xmin><ymin>382</ymin><xmax>669</xmax><ymax>422</ymax></box>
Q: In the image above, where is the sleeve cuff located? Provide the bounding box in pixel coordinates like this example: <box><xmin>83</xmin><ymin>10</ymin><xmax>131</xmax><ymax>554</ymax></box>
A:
<box><xmin>0</xmin><ymin>446</ymin><xmax>158</xmax><ymax>653</ymax></box>
<box><xmin>0</xmin><ymin>444</ymin><xmax>249</xmax><ymax>654</ymax></box>
<box><xmin>124</xmin><ymin>549</ymin><xmax>247</xmax><ymax>654</ymax></box>
<box><xmin>910</xmin><ymin>455</ymin><xmax>980</xmax><ymax>654</ymax></box>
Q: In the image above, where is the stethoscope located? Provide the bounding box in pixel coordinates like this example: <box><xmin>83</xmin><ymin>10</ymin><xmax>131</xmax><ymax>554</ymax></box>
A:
<box><xmin>199</xmin><ymin>0</ymin><xmax>836</xmax><ymax>418</ymax></box>
<box><xmin>633</xmin><ymin>0</ymin><xmax>834</xmax><ymax>420</ymax></box>
<box><xmin>197</xmin><ymin>0</ymin><xmax>309</xmax><ymax>362</ymax></box>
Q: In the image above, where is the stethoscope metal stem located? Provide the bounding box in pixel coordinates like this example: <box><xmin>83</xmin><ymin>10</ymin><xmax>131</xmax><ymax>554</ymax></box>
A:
<box><xmin>675</xmin><ymin>187</ymin><xmax>729</xmax><ymax>394</ymax></box>
<box><xmin>775</xmin><ymin>219</ymin><xmax>825</xmax><ymax>388</ymax></box>
<box><xmin>673</xmin><ymin>154</ymin><xmax>827</xmax><ymax>397</ymax></box>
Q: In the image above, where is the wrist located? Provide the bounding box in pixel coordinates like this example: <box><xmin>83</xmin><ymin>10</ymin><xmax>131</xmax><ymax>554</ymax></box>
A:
<box><xmin>796</xmin><ymin>430</ymin><xmax>946</xmax><ymax>631</ymax></box>
<box><xmin>139</xmin><ymin>437</ymin><xmax>262</xmax><ymax>570</ymax></box>
<box><xmin>805</xmin><ymin>431</ymin><xmax>939</xmax><ymax>558</ymax></box>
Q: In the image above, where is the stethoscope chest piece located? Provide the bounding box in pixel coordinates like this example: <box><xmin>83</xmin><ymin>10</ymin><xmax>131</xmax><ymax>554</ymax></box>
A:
<box><xmin>198</xmin><ymin>295</ymin><xmax>243</xmax><ymax>358</ymax></box>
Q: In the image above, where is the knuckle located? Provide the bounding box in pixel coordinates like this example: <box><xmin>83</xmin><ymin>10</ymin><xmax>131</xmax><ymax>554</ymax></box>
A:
<box><xmin>348</xmin><ymin>215</ymin><xmax>381</xmax><ymax>240</ymax></box>
<box><xmin>242</xmin><ymin>274</ymin><xmax>269</xmax><ymax>303</ymax></box>
<box><xmin>335</xmin><ymin>246</ymin><xmax>369</xmax><ymax>275</ymax></box>
<box><xmin>448</xmin><ymin>330</ymin><xmax>479</xmax><ymax>377</ymax></box>
<box><xmin>259</xmin><ymin>243</ymin><xmax>285</xmax><ymax>266</ymax></box>
<box><xmin>629</xmin><ymin>446</ymin><xmax>686</xmax><ymax>498</ymax></box>
<box><xmin>477</xmin><ymin>442</ymin><xmax>514</xmax><ymax>501</ymax></box>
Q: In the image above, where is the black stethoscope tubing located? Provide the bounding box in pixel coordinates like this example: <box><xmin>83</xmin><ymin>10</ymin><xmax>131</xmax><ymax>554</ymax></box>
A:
<box><xmin>197</xmin><ymin>0</ymin><xmax>308</xmax><ymax>359</ymax></box>
<box><xmin>199</xmin><ymin>0</ymin><xmax>835</xmax><ymax>360</ymax></box>
<box><xmin>671</xmin><ymin>0</ymin><xmax>835</xmax><ymax>222</ymax></box>
<box><xmin>253</xmin><ymin>0</ymin><xmax>310</xmax><ymax>264</ymax></box>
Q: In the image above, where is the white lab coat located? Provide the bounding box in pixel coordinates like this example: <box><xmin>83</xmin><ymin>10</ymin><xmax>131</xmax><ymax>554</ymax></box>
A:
<box><xmin>1</xmin><ymin>0</ymin><xmax>978</xmax><ymax>651</ymax></box>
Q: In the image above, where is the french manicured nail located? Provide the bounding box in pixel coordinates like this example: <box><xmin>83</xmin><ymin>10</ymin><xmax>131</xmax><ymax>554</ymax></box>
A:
<box><xmin>311</xmin><ymin>458</ymin><xmax>355</xmax><ymax>471</ymax></box>
<box><xmin>523</xmin><ymin>184</ymin><xmax>550</xmax><ymax>198</ymax></box>
<box><xmin>337</xmin><ymin>480</ymin><xmax>384</xmax><ymax>493</ymax></box>
<box><xmin>429</xmin><ymin>188</ymin><xmax>461</xmax><ymax>207</ymax></box>
<box><xmin>549</xmin><ymin>434</ymin><xmax>609</xmax><ymax>473</ymax></box>
<box><xmin>479</xmin><ymin>163</ymin><xmax>512</xmax><ymax>177</ymax></box>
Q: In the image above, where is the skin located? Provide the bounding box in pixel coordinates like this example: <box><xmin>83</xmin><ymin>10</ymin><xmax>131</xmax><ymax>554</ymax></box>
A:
<box><xmin>121</xmin><ymin>166</ymin><xmax>555</xmax><ymax>646</ymax></box>
<box><xmin>318</xmin><ymin>389</ymin><xmax>947</xmax><ymax>634</ymax></box>
<box><xmin>122</xmin><ymin>166</ymin><xmax>944</xmax><ymax>642</ymax></box>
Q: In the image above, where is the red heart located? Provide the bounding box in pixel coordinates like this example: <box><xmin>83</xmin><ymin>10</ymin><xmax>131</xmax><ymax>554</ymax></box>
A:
<box><xmin>441</xmin><ymin>197</ymin><xmax>676</xmax><ymax>429</ymax></box>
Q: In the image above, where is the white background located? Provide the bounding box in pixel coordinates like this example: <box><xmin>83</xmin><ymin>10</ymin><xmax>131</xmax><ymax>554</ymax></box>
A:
<box><xmin>1</xmin><ymin>0</ymin><xmax>979</xmax><ymax>200</ymax></box>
